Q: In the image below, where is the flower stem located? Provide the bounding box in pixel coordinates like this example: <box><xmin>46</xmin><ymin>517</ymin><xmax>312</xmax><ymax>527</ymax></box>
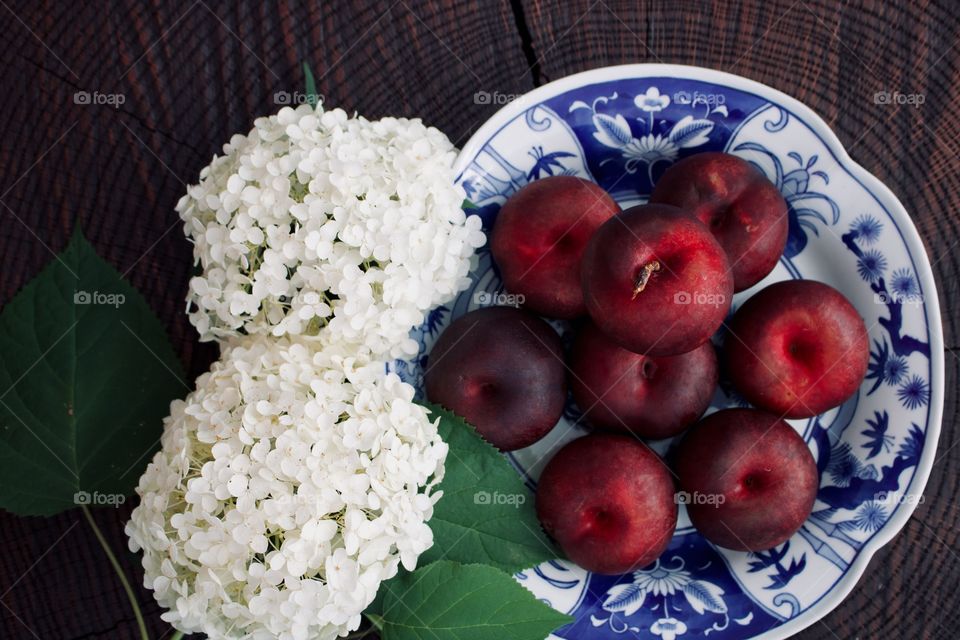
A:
<box><xmin>170</xmin><ymin>632</ymin><xmax>184</xmax><ymax>640</ymax></box>
<box><xmin>81</xmin><ymin>505</ymin><xmax>150</xmax><ymax>640</ymax></box>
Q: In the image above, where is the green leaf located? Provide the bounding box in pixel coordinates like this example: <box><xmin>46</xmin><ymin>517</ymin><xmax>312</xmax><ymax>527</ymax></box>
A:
<box><xmin>419</xmin><ymin>404</ymin><xmax>558</xmax><ymax>573</ymax></box>
<box><xmin>0</xmin><ymin>230</ymin><xmax>186</xmax><ymax>516</ymax></box>
<box><xmin>462</xmin><ymin>198</ymin><xmax>478</xmax><ymax>209</ymax></box>
<box><xmin>379</xmin><ymin>561</ymin><xmax>571</xmax><ymax>640</ymax></box>
<box><xmin>302</xmin><ymin>61</ymin><xmax>319</xmax><ymax>108</ymax></box>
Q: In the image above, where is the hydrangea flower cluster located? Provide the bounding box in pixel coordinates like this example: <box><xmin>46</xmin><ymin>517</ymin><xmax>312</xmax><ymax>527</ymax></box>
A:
<box><xmin>126</xmin><ymin>336</ymin><xmax>447</xmax><ymax>639</ymax></box>
<box><xmin>177</xmin><ymin>103</ymin><xmax>485</xmax><ymax>359</ymax></box>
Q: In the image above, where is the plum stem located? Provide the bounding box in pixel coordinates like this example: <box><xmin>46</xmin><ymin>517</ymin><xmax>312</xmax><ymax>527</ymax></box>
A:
<box><xmin>632</xmin><ymin>260</ymin><xmax>661</xmax><ymax>299</ymax></box>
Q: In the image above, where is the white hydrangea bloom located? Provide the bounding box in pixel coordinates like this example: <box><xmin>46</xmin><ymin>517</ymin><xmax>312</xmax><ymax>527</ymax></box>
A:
<box><xmin>177</xmin><ymin>103</ymin><xmax>485</xmax><ymax>358</ymax></box>
<box><xmin>125</xmin><ymin>336</ymin><xmax>447</xmax><ymax>640</ymax></box>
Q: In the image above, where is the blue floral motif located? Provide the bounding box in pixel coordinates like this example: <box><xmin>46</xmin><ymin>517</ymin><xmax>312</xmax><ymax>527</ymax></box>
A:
<box><xmin>861</xmin><ymin>411</ymin><xmax>894</xmax><ymax>459</ymax></box>
<box><xmin>864</xmin><ymin>338</ymin><xmax>891</xmax><ymax>394</ymax></box>
<box><xmin>883</xmin><ymin>356</ymin><xmax>909</xmax><ymax>386</ymax></box>
<box><xmin>746</xmin><ymin>543</ymin><xmax>807</xmax><ymax>590</ymax></box>
<box><xmin>592</xmin><ymin>557</ymin><xmax>738</xmax><ymax>637</ymax></box>
<box><xmin>865</xmin><ymin>338</ymin><xmax>912</xmax><ymax>394</ymax></box>
<box><xmin>851</xmin><ymin>214</ymin><xmax>883</xmax><ymax>244</ymax></box>
<box><xmin>527</xmin><ymin>146</ymin><xmax>577</xmax><ymax>180</ymax></box>
<box><xmin>826</xmin><ymin>441</ymin><xmax>864</xmax><ymax>487</ymax></box>
<box><xmin>816</xmin><ymin>421</ymin><xmax>925</xmax><ymax>511</ymax></box>
<box><xmin>856</xmin><ymin>249</ymin><xmax>888</xmax><ymax>283</ymax></box>
<box><xmin>460</xmin><ymin>176</ymin><xmax>481</xmax><ymax>200</ymax></box>
<box><xmin>841</xmin><ymin>227</ymin><xmax>930</xmax><ymax>358</ymax></box>
<box><xmin>651</xmin><ymin>618</ymin><xmax>688</xmax><ymax>640</ymax></box>
<box><xmin>423</xmin><ymin>305</ymin><xmax>449</xmax><ymax>338</ymax></box>
<box><xmin>852</xmin><ymin>501</ymin><xmax>888</xmax><ymax>532</ymax></box>
<box><xmin>898</xmin><ymin>424</ymin><xmax>925</xmax><ymax>462</ymax></box>
<box><xmin>890</xmin><ymin>268</ymin><xmax>919</xmax><ymax>298</ymax></box>
<box><xmin>636</xmin><ymin>86</ymin><xmax>671</xmax><ymax>112</ymax></box>
<box><xmin>897</xmin><ymin>375</ymin><xmax>930</xmax><ymax>410</ymax></box>
<box><xmin>569</xmin><ymin>88</ymin><xmax>717</xmax><ymax>184</ymax></box>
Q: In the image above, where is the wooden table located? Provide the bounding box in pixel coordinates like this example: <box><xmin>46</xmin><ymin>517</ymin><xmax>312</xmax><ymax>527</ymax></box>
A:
<box><xmin>0</xmin><ymin>1</ymin><xmax>957</xmax><ymax>638</ymax></box>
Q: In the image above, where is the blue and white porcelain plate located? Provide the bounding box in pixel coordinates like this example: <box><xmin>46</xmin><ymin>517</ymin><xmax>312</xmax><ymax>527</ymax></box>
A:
<box><xmin>391</xmin><ymin>64</ymin><xmax>944</xmax><ymax>640</ymax></box>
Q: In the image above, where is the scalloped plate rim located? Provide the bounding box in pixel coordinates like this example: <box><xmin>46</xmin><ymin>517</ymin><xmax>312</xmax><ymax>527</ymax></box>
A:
<box><xmin>452</xmin><ymin>63</ymin><xmax>944</xmax><ymax>640</ymax></box>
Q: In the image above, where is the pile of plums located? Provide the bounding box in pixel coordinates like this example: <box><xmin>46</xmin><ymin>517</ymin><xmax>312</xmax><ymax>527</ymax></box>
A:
<box><xmin>425</xmin><ymin>152</ymin><xmax>869</xmax><ymax>575</ymax></box>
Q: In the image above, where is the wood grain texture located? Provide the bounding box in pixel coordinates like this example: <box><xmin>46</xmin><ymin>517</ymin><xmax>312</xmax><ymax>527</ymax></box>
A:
<box><xmin>0</xmin><ymin>0</ymin><xmax>957</xmax><ymax>638</ymax></box>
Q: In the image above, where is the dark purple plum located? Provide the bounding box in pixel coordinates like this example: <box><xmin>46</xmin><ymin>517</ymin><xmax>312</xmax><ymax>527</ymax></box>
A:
<box><xmin>424</xmin><ymin>306</ymin><xmax>565</xmax><ymax>451</ymax></box>
<box><xmin>536</xmin><ymin>433</ymin><xmax>677</xmax><ymax>574</ymax></box>
<box><xmin>569</xmin><ymin>321</ymin><xmax>717</xmax><ymax>439</ymax></box>
<box><xmin>492</xmin><ymin>176</ymin><xmax>619</xmax><ymax>319</ymax></box>
<box><xmin>675</xmin><ymin>408</ymin><xmax>818</xmax><ymax>551</ymax></box>
<box><xmin>725</xmin><ymin>280</ymin><xmax>869</xmax><ymax>418</ymax></box>
<box><xmin>581</xmin><ymin>203</ymin><xmax>733</xmax><ymax>356</ymax></box>
<box><xmin>650</xmin><ymin>152</ymin><xmax>788</xmax><ymax>292</ymax></box>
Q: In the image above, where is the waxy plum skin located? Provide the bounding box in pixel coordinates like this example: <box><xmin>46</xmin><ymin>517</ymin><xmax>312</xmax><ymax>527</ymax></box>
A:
<box><xmin>536</xmin><ymin>433</ymin><xmax>678</xmax><ymax>574</ymax></box>
<box><xmin>581</xmin><ymin>203</ymin><xmax>734</xmax><ymax>357</ymax></box>
<box><xmin>424</xmin><ymin>306</ymin><xmax>566</xmax><ymax>451</ymax></box>
<box><xmin>725</xmin><ymin>279</ymin><xmax>869</xmax><ymax>418</ymax></box>
<box><xmin>491</xmin><ymin>176</ymin><xmax>620</xmax><ymax>319</ymax></box>
<box><xmin>675</xmin><ymin>408</ymin><xmax>819</xmax><ymax>551</ymax></box>
<box><xmin>650</xmin><ymin>152</ymin><xmax>789</xmax><ymax>292</ymax></box>
<box><xmin>568</xmin><ymin>321</ymin><xmax>718</xmax><ymax>439</ymax></box>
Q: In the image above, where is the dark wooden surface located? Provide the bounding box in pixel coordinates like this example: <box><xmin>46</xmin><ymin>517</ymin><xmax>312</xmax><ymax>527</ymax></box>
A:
<box><xmin>0</xmin><ymin>1</ymin><xmax>957</xmax><ymax>638</ymax></box>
